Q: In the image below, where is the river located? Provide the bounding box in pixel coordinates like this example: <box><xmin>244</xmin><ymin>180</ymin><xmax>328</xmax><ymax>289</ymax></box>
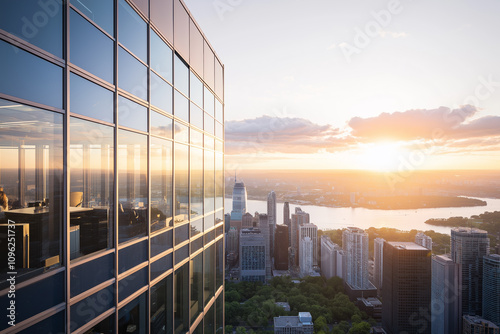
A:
<box><xmin>224</xmin><ymin>197</ymin><xmax>500</xmax><ymax>235</ymax></box>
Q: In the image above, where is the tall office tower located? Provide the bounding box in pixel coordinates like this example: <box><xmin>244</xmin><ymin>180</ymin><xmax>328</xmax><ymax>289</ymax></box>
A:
<box><xmin>483</xmin><ymin>254</ymin><xmax>500</xmax><ymax>325</ymax></box>
<box><xmin>242</xmin><ymin>212</ymin><xmax>254</xmax><ymax>228</ymax></box>
<box><xmin>373</xmin><ymin>238</ymin><xmax>385</xmax><ymax>291</ymax></box>
<box><xmin>227</xmin><ymin>227</ymin><xmax>239</xmax><ymax>254</ymax></box>
<box><xmin>274</xmin><ymin>225</ymin><xmax>289</xmax><ymax>270</ymax></box>
<box><xmin>300</xmin><ymin>237</ymin><xmax>314</xmax><ymax>276</ymax></box>
<box><xmin>258</xmin><ymin>213</ymin><xmax>272</xmax><ymax>278</ymax></box>
<box><xmin>283</xmin><ymin>201</ymin><xmax>291</xmax><ymax>233</ymax></box>
<box><xmin>431</xmin><ymin>255</ymin><xmax>462</xmax><ymax>334</ymax></box>
<box><xmin>342</xmin><ymin>227</ymin><xmax>370</xmax><ymax>289</ymax></box>
<box><xmin>231</xmin><ymin>180</ymin><xmax>248</xmax><ymax>222</ymax></box>
<box><xmin>225</xmin><ymin>213</ymin><xmax>232</xmax><ymax>233</ymax></box>
<box><xmin>267</xmin><ymin>191</ymin><xmax>277</xmax><ymax>256</ymax></box>
<box><xmin>320</xmin><ymin>236</ymin><xmax>344</xmax><ymax>280</ymax></box>
<box><xmin>382</xmin><ymin>242</ymin><xmax>432</xmax><ymax>334</ymax></box>
<box><xmin>299</xmin><ymin>224</ymin><xmax>318</xmax><ymax>266</ymax></box>
<box><xmin>463</xmin><ymin>315</ymin><xmax>499</xmax><ymax>334</ymax></box>
<box><xmin>291</xmin><ymin>207</ymin><xmax>310</xmax><ymax>266</ymax></box>
<box><xmin>451</xmin><ymin>227</ymin><xmax>490</xmax><ymax>316</ymax></box>
<box><xmin>239</xmin><ymin>228</ymin><xmax>266</xmax><ymax>282</ymax></box>
<box><xmin>0</xmin><ymin>1</ymin><xmax>224</xmax><ymax>333</ymax></box>
<box><xmin>415</xmin><ymin>232</ymin><xmax>433</xmax><ymax>250</ymax></box>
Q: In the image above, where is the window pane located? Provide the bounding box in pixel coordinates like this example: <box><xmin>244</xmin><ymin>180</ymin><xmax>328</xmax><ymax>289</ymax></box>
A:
<box><xmin>70</xmin><ymin>73</ymin><xmax>113</xmax><ymax>123</ymax></box>
<box><xmin>173</xmin><ymin>0</ymin><xmax>189</xmax><ymax>60</ymax></box>
<box><xmin>118</xmin><ymin>96</ymin><xmax>148</xmax><ymax>132</ymax></box>
<box><xmin>151</xmin><ymin>30</ymin><xmax>173</xmax><ymax>82</ymax></box>
<box><xmin>118</xmin><ymin>292</ymin><xmax>148</xmax><ymax>333</ymax></box>
<box><xmin>190</xmin><ymin>103</ymin><xmax>203</xmax><ymax>129</ymax></box>
<box><xmin>215</xmin><ymin>122</ymin><xmax>223</xmax><ymax>140</ymax></box>
<box><xmin>151</xmin><ymin>138</ymin><xmax>173</xmax><ymax>232</ymax></box>
<box><xmin>118</xmin><ymin>130</ymin><xmax>148</xmax><ymax>243</ymax></box>
<box><xmin>0</xmin><ymin>40</ymin><xmax>62</xmax><ymax>109</ymax></box>
<box><xmin>151</xmin><ymin>253</ymin><xmax>173</xmax><ymax>280</ymax></box>
<box><xmin>204</xmin><ymin>87</ymin><xmax>214</xmax><ymax>117</ymax></box>
<box><xmin>215</xmin><ymin>100</ymin><xmax>223</xmax><ymax>123</ymax></box>
<box><xmin>151</xmin><ymin>111</ymin><xmax>173</xmax><ymax>139</ymax></box>
<box><xmin>70</xmin><ymin>9</ymin><xmax>113</xmax><ymax>83</ymax></box>
<box><xmin>70</xmin><ymin>118</ymin><xmax>114</xmax><ymax>260</ymax></box>
<box><xmin>215</xmin><ymin>60</ymin><xmax>223</xmax><ymax>100</ymax></box>
<box><xmin>204</xmin><ymin>150</ymin><xmax>215</xmax><ymax>214</ymax></box>
<box><xmin>216</xmin><ymin>294</ymin><xmax>223</xmax><ymax>334</ymax></box>
<box><xmin>204</xmin><ymin>245</ymin><xmax>215</xmax><ymax>304</ymax></box>
<box><xmin>174</xmin><ymin>263</ymin><xmax>189</xmax><ymax>334</ymax></box>
<box><xmin>190</xmin><ymin>128</ymin><xmax>203</xmax><ymax>147</ymax></box>
<box><xmin>205</xmin><ymin>304</ymin><xmax>215</xmax><ymax>334</ymax></box>
<box><xmin>118</xmin><ymin>239</ymin><xmax>147</xmax><ymax>274</ymax></box>
<box><xmin>190</xmin><ymin>72</ymin><xmax>203</xmax><ymax>108</ymax></box>
<box><xmin>204</xmin><ymin>115</ymin><xmax>214</xmax><ymax>135</ymax></box>
<box><xmin>203</xmin><ymin>42</ymin><xmax>215</xmax><ymax>89</ymax></box>
<box><xmin>174</xmin><ymin>122</ymin><xmax>189</xmax><ymax>143</ymax></box>
<box><xmin>118</xmin><ymin>0</ymin><xmax>147</xmax><ymax>61</ymax></box>
<box><xmin>118</xmin><ymin>267</ymin><xmax>148</xmax><ymax>302</ymax></box>
<box><xmin>190</xmin><ymin>253</ymin><xmax>203</xmax><ymax>323</ymax></box>
<box><xmin>151</xmin><ymin>72</ymin><xmax>173</xmax><ymax>114</ymax></box>
<box><xmin>174</xmin><ymin>90</ymin><xmax>189</xmax><ymax>124</ymax></box>
<box><xmin>190</xmin><ymin>147</ymin><xmax>203</xmax><ymax>219</ymax></box>
<box><xmin>189</xmin><ymin>21</ymin><xmax>203</xmax><ymax>76</ymax></box>
<box><xmin>151</xmin><ymin>0</ymin><xmax>173</xmax><ymax>44</ymax></box>
<box><xmin>130</xmin><ymin>0</ymin><xmax>148</xmax><ymax>17</ymax></box>
<box><xmin>216</xmin><ymin>239</ymin><xmax>223</xmax><ymax>289</ymax></box>
<box><xmin>70</xmin><ymin>285</ymin><xmax>114</xmax><ymax>331</ymax></box>
<box><xmin>151</xmin><ymin>229</ymin><xmax>173</xmax><ymax>257</ymax></box>
<box><xmin>82</xmin><ymin>314</ymin><xmax>114</xmax><ymax>334</ymax></box>
<box><xmin>0</xmin><ymin>0</ymin><xmax>62</xmax><ymax>57</ymax></box>
<box><xmin>71</xmin><ymin>0</ymin><xmax>114</xmax><ymax>35</ymax></box>
<box><xmin>174</xmin><ymin>144</ymin><xmax>188</xmax><ymax>225</ymax></box>
<box><xmin>215</xmin><ymin>153</ymin><xmax>223</xmax><ymax>211</ymax></box>
<box><xmin>191</xmin><ymin>218</ymin><xmax>203</xmax><ymax>238</ymax></box>
<box><xmin>215</xmin><ymin>140</ymin><xmax>223</xmax><ymax>153</ymax></box>
<box><xmin>151</xmin><ymin>275</ymin><xmax>173</xmax><ymax>334</ymax></box>
<box><xmin>0</xmin><ymin>99</ymin><xmax>63</xmax><ymax>282</ymax></box>
<box><xmin>118</xmin><ymin>47</ymin><xmax>148</xmax><ymax>101</ymax></box>
<box><xmin>174</xmin><ymin>223</ymin><xmax>189</xmax><ymax>246</ymax></box>
<box><xmin>204</xmin><ymin>214</ymin><xmax>215</xmax><ymax>233</ymax></box>
<box><xmin>71</xmin><ymin>252</ymin><xmax>114</xmax><ymax>297</ymax></box>
<box><xmin>204</xmin><ymin>135</ymin><xmax>214</xmax><ymax>151</ymax></box>
<box><xmin>174</xmin><ymin>55</ymin><xmax>189</xmax><ymax>97</ymax></box>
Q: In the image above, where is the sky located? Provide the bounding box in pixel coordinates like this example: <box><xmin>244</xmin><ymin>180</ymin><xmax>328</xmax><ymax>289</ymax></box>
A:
<box><xmin>183</xmin><ymin>0</ymin><xmax>500</xmax><ymax>171</ymax></box>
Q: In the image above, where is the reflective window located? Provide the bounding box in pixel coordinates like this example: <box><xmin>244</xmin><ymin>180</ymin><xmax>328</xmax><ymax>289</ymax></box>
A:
<box><xmin>175</xmin><ymin>244</ymin><xmax>189</xmax><ymax>264</ymax></box>
<box><xmin>131</xmin><ymin>0</ymin><xmax>148</xmax><ymax>17</ymax></box>
<box><xmin>151</xmin><ymin>72</ymin><xmax>173</xmax><ymax>114</ymax></box>
<box><xmin>0</xmin><ymin>99</ymin><xmax>63</xmax><ymax>282</ymax></box>
<box><xmin>216</xmin><ymin>239</ymin><xmax>224</xmax><ymax>288</ymax></box>
<box><xmin>151</xmin><ymin>30</ymin><xmax>173</xmax><ymax>82</ymax></box>
<box><xmin>204</xmin><ymin>214</ymin><xmax>215</xmax><ymax>234</ymax></box>
<box><xmin>151</xmin><ymin>229</ymin><xmax>173</xmax><ymax>257</ymax></box>
<box><xmin>118</xmin><ymin>130</ymin><xmax>148</xmax><ymax>243</ymax></box>
<box><xmin>173</xmin><ymin>0</ymin><xmax>189</xmax><ymax>59</ymax></box>
<box><xmin>70</xmin><ymin>118</ymin><xmax>114</xmax><ymax>260</ymax></box>
<box><xmin>215</xmin><ymin>140</ymin><xmax>223</xmax><ymax>153</ymax></box>
<box><xmin>70</xmin><ymin>285</ymin><xmax>114</xmax><ymax>331</ymax></box>
<box><xmin>81</xmin><ymin>314</ymin><xmax>114</xmax><ymax>334</ymax></box>
<box><xmin>174</xmin><ymin>223</ymin><xmax>189</xmax><ymax>246</ymax></box>
<box><xmin>215</xmin><ymin>100</ymin><xmax>223</xmax><ymax>123</ymax></box>
<box><xmin>118</xmin><ymin>96</ymin><xmax>148</xmax><ymax>132</ymax></box>
<box><xmin>151</xmin><ymin>138</ymin><xmax>173</xmax><ymax>232</ymax></box>
<box><xmin>118</xmin><ymin>292</ymin><xmax>148</xmax><ymax>333</ymax></box>
<box><xmin>189</xmin><ymin>21</ymin><xmax>204</xmax><ymax>76</ymax></box>
<box><xmin>71</xmin><ymin>252</ymin><xmax>114</xmax><ymax>297</ymax></box>
<box><xmin>174</xmin><ymin>144</ymin><xmax>189</xmax><ymax>225</ymax></box>
<box><xmin>216</xmin><ymin>294</ymin><xmax>223</xmax><ymax>334</ymax></box>
<box><xmin>190</xmin><ymin>72</ymin><xmax>203</xmax><ymax>108</ymax></box>
<box><xmin>204</xmin><ymin>135</ymin><xmax>215</xmax><ymax>151</ymax></box>
<box><xmin>174</xmin><ymin>262</ymin><xmax>189</xmax><ymax>334</ymax></box>
<box><xmin>0</xmin><ymin>40</ymin><xmax>62</xmax><ymax>109</ymax></box>
<box><xmin>118</xmin><ymin>0</ymin><xmax>147</xmax><ymax>61</ymax></box>
<box><xmin>190</xmin><ymin>128</ymin><xmax>203</xmax><ymax>147</ymax></box>
<box><xmin>0</xmin><ymin>0</ymin><xmax>63</xmax><ymax>57</ymax></box>
<box><xmin>190</xmin><ymin>102</ymin><xmax>203</xmax><ymax>129</ymax></box>
<box><xmin>151</xmin><ymin>275</ymin><xmax>173</xmax><ymax>334</ymax></box>
<box><xmin>151</xmin><ymin>0</ymin><xmax>173</xmax><ymax>44</ymax></box>
<box><xmin>174</xmin><ymin>56</ymin><xmax>189</xmax><ymax>97</ymax></box>
<box><xmin>174</xmin><ymin>91</ymin><xmax>189</xmax><ymax>125</ymax></box>
<box><xmin>190</xmin><ymin>253</ymin><xmax>203</xmax><ymax>323</ymax></box>
<box><xmin>191</xmin><ymin>235</ymin><xmax>203</xmax><ymax>254</ymax></box>
<box><xmin>205</xmin><ymin>304</ymin><xmax>215</xmax><ymax>334</ymax></box>
<box><xmin>71</xmin><ymin>0</ymin><xmax>114</xmax><ymax>35</ymax></box>
<box><xmin>118</xmin><ymin>47</ymin><xmax>148</xmax><ymax>101</ymax></box>
<box><xmin>204</xmin><ymin>245</ymin><xmax>215</xmax><ymax>304</ymax></box>
<box><xmin>118</xmin><ymin>239</ymin><xmax>147</xmax><ymax>274</ymax></box>
<box><xmin>215</xmin><ymin>153</ymin><xmax>224</xmax><ymax>211</ymax></box>
<box><xmin>20</xmin><ymin>311</ymin><xmax>65</xmax><ymax>334</ymax></box>
<box><xmin>151</xmin><ymin>252</ymin><xmax>173</xmax><ymax>280</ymax></box>
<box><xmin>215</xmin><ymin>122</ymin><xmax>224</xmax><ymax>140</ymax></box>
<box><xmin>70</xmin><ymin>9</ymin><xmax>113</xmax><ymax>83</ymax></box>
<box><xmin>204</xmin><ymin>87</ymin><xmax>214</xmax><ymax>117</ymax></box>
<box><xmin>203</xmin><ymin>42</ymin><xmax>215</xmax><ymax>89</ymax></box>
<box><xmin>191</xmin><ymin>218</ymin><xmax>203</xmax><ymax>238</ymax></box>
<box><xmin>119</xmin><ymin>268</ymin><xmax>148</xmax><ymax>302</ymax></box>
<box><xmin>174</xmin><ymin>122</ymin><xmax>189</xmax><ymax>143</ymax></box>
<box><xmin>215</xmin><ymin>60</ymin><xmax>224</xmax><ymax>100</ymax></box>
<box><xmin>70</xmin><ymin>73</ymin><xmax>113</xmax><ymax>123</ymax></box>
<box><xmin>151</xmin><ymin>111</ymin><xmax>173</xmax><ymax>139</ymax></box>
<box><xmin>204</xmin><ymin>115</ymin><xmax>215</xmax><ymax>135</ymax></box>
<box><xmin>190</xmin><ymin>147</ymin><xmax>203</xmax><ymax>219</ymax></box>
<box><xmin>204</xmin><ymin>150</ymin><xmax>215</xmax><ymax>215</ymax></box>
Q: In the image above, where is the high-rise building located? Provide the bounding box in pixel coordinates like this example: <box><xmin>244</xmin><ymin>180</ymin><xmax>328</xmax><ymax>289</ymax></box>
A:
<box><xmin>483</xmin><ymin>254</ymin><xmax>500</xmax><ymax>325</ymax></box>
<box><xmin>382</xmin><ymin>242</ymin><xmax>431</xmax><ymax>334</ymax></box>
<box><xmin>284</xmin><ymin>201</ymin><xmax>291</xmax><ymax>238</ymax></box>
<box><xmin>320</xmin><ymin>236</ymin><xmax>343</xmax><ymax>280</ymax></box>
<box><xmin>231</xmin><ymin>180</ymin><xmax>248</xmax><ymax>222</ymax></box>
<box><xmin>451</xmin><ymin>227</ymin><xmax>490</xmax><ymax>317</ymax></box>
<box><xmin>342</xmin><ymin>227</ymin><xmax>370</xmax><ymax>290</ymax></box>
<box><xmin>274</xmin><ymin>225</ymin><xmax>289</xmax><ymax>270</ymax></box>
<box><xmin>373</xmin><ymin>238</ymin><xmax>385</xmax><ymax>291</ymax></box>
<box><xmin>415</xmin><ymin>232</ymin><xmax>433</xmax><ymax>250</ymax></box>
<box><xmin>267</xmin><ymin>191</ymin><xmax>277</xmax><ymax>256</ymax></box>
<box><xmin>258</xmin><ymin>213</ymin><xmax>272</xmax><ymax>278</ymax></box>
<box><xmin>239</xmin><ymin>228</ymin><xmax>266</xmax><ymax>283</ymax></box>
<box><xmin>227</xmin><ymin>226</ymin><xmax>239</xmax><ymax>254</ymax></box>
<box><xmin>300</xmin><ymin>237</ymin><xmax>314</xmax><ymax>277</ymax></box>
<box><xmin>242</xmin><ymin>212</ymin><xmax>254</xmax><ymax>229</ymax></box>
<box><xmin>291</xmin><ymin>207</ymin><xmax>310</xmax><ymax>266</ymax></box>
<box><xmin>0</xmin><ymin>1</ymin><xmax>224</xmax><ymax>333</ymax></box>
<box><xmin>225</xmin><ymin>213</ymin><xmax>232</xmax><ymax>234</ymax></box>
<box><xmin>463</xmin><ymin>315</ymin><xmax>499</xmax><ymax>334</ymax></box>
<box><xmin>299</xmin><ymin>223</ymin><xmax>318</xmax><ymax>266</ymax></box>
<box><xmin>431</xmin><ymin>255</ymin><xmax>462</xmax><ymax>334</ymax></box>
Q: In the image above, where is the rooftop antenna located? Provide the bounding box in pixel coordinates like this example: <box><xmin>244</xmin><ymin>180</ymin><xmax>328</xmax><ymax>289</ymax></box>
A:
<box><xmin>234</xmin><ymin>170</ymin><xmax>237</xmax><ymax>183</ymax></box>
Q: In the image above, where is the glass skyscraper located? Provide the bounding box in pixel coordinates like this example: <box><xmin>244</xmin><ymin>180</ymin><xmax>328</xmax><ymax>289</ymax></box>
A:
<box><xmin>0</xmin><ymin>0</ymin><xmax>224</xmax><ymax>333</ymax></box>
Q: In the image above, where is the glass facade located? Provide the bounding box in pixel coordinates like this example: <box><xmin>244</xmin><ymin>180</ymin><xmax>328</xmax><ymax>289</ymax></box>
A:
<box><xmin>0</xmin><ymin>0</ymin><xmax>224</xmax><ymax>333</ymax></box>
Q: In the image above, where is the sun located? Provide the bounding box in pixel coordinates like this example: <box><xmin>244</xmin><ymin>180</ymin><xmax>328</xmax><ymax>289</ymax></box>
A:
<box><xmin>357</xmin><ymin>142</ymin><xmax>404</xmax><ymax>172</ymax></box>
